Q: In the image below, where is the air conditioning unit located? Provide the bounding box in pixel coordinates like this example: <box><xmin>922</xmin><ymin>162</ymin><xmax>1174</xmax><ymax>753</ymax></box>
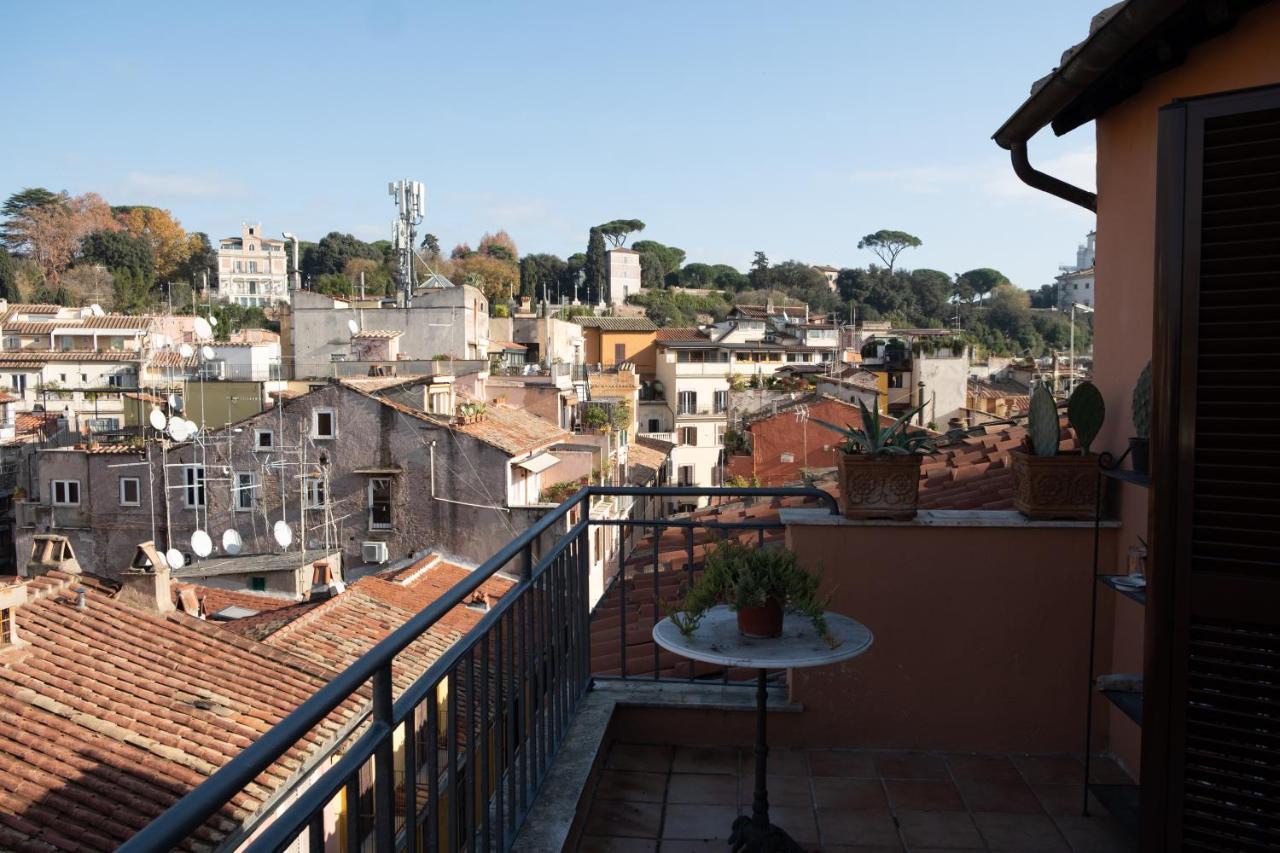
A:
<box><xmin>362</xmin><ymin>541</ymin><xmax>388</xmax><ymax>564</ymax></box>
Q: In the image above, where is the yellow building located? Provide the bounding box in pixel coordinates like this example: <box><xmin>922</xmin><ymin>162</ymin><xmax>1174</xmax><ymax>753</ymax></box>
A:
<box><xmin>572</xmin><ymin>316</ymin><xmax>658</xmax><ymax>378</ymax></box>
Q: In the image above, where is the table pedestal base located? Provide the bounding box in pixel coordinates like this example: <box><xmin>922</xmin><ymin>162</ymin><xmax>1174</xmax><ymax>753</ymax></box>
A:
<box><xmin>729</xmin><ymin>815</ymin><xmax>807</xmax><ymax>852</ymax></box>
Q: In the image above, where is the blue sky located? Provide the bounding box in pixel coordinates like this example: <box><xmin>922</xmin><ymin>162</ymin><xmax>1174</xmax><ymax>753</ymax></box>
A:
<box><xmin>2</xmin><ymin>1</ymin><xmax>1100</xmax><ymax>289</ymax></box>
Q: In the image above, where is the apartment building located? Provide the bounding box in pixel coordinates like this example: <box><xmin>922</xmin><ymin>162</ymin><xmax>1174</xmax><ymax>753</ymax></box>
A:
<box><xmin>852</xmin><ymin>326</ymin><xmax>972</xmax><ymax>427</ymax></box>
<box><xmin>1055</xmin><ymin>230</ymin><xmax>1097</xmax><ymax>309</ymax></box>
<box><xmin>572</xmin><ymin>315</ymin><xmax>657</xmax><ymax>374</ymax></box>
<box><xmin>647</xmin><ymin>304</ymin><xmax>840</xmax><ymax>503</ymax></box>
<box><xmin>280</xmin><ymin>285</ymin><xmax>491</xmax><ymax>378</ymax></box>
<box><xmin>15</xmin><ymin>377</ymin><xmax>575</xmax><ymax>573</ymax></box>
<box><xmin>215</xmin><ymin>222</ymin><xmax>290</xmax><ymax>307</ymax></box>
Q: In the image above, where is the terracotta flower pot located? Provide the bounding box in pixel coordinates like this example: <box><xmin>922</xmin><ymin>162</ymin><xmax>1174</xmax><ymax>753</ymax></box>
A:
<box><xmin>836</xmin><ymin>453</ymin><xmax>923</xmax><ymax>520</ymax></box>
<box><xmin>737</xmin><ymin>598</ymin><xmax>784</xmax><ymax>639</ymax></box>
<box><xmin>1011</xmin><ymin>449</ymin><xmax>1099</xmax><ymax>520</ymax></box>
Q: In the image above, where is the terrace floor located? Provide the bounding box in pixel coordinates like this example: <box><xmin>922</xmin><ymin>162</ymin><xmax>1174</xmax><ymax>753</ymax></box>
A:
<box><xmin>575</xmin><ymin>742</ymin><xmax>1136</xmax><ymax>852</ymax></box>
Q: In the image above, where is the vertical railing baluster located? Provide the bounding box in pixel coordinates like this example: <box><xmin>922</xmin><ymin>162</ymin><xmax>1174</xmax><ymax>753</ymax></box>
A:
<box><xmin>404</xmin><ymin>710</ymin><xmax>419</xmax><ymax>853</ymax></box>
<box><xmin>480</xmin><ymin>632</ymin><xmax>491</xmax><ymax>853</ymax></box>
<box><xmin>308</xmin><ymin>811</ymin><xmax>323</xmax><ymax>853</ymax></box>
<box><xmin>373</xmin><ymin>667</ymin><xmax>396</xmax><ymax>853</ymax></box>
<box><xmin>618</xmin><ymin>528</ymin><xmax>628</xmax><ymax>679</ymax></box>
<box><xmin>427</xmin><ymin>684</ymin><xmax>439</xmax><ymax>853</ymax></box>
<box><xmin>494</xmin><ymin>616</ymin><xmax>505</xmax><ymax>850</ymax></box>
<box><xmin>506</xmin><ymin>604</ymin><xmax>517</xmax><ymax>838</ymax></box>
<box><xmin>345</xmin><ymin>775</ymin><xmax>361</xmax><ymax>852</ymax></box>
<box><xmin>541</xmin><ymin>569</ymin><xmax>552</xmax><ymax>775</ymax></box>
<box><xmin>576</xmin><ymin>528</ymin><xmax>591</xmax><ymax>698</ymax></box>
<box><xmin>686</xmin><ymin>525</ymin><xmax>696</xmax><ymax>681</ymax></box>
<box><xmin>652</xmin><ymin>522</ymin><xmax>661</xmax><ymax>681</ymax></box>
<box><xmin>448</xmin><ymin>667</ymin><xmax>459</xmax><ymax>853</ymax></box>
<box><xmin>521</xmin><ymin>590</ymin><xmax>532</xmax><ymax>811</ymax></box>
<box><xmin>465</xmin><ymin>649</ymin><xmax>476</xmax><ymax>850</ymax></box>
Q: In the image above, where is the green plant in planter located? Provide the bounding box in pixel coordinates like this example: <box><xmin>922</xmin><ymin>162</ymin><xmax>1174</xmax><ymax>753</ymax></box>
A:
<box><xmin>1132</xmin><ymin>362</ymin><xmax>1151</xmax><ymax>440</ymax></box>
<box><xmin>1027</xmin><ymin>381</ymin><xmax>1105</xmax><ymax>456</ymax></box>
<box><xmin>582</xmin><ymin>405</ymin><xmax>608</xmax><ymax>430</ymax></box>
<box><xmin>670</xmin><ymin>539</ymin><xmax>833</xmax><ymax>645</ymax></box>
<box><xmin>811</xmin><ymin>398</ymin><xmax>937</xmax><ymax>456</ymax></box>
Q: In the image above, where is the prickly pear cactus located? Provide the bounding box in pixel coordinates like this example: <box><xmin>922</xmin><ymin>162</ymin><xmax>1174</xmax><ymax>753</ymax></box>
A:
<box><xmin>1131</xmin><ymin>362</ymin><xmax>1151</xmax><ymax>439</ymax></box>
<box><xmin>1028</xmin><ymin>384</ymin><xmax>1060</xmax><ymax>457</ymax></box>
<box><xmin>1068</xmin><ymin>381</ymin><xmax>1106</xmax><ymax>454</ymax></box>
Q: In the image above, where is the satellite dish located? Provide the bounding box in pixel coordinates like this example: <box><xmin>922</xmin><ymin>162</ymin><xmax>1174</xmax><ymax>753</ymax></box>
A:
<box><xmin>347</xmin><ymin>319</ymin><xmax>359</xmax><ymax>336</ymax></box>
<box><xmin>191</xmin><ymin>529</ymin><xmax>212</xmax><ymax>558</ymax></box>
<box><xmin>148</xmin><ymin>409</ymin><xmax>166</xmax><ymax>430</ymax></box>
<box><xmin>179</xmin><ymin>343</ymin><xmax>194</xmax><ymax>359</ymax></box>
<box><xmin>201</xmin><ymin>345</ymin><xmax>215</xmax><ymax>360</ymax></box>
<box><xmin>222</xmin><ymin>529</ymin><xmax>243</xmax><ymax>556</ymax></box>
<box><xmin>90</xmin><ymin>303</ymin><xmax>106</xmax><ymax>316</ymax></box>
<box><xmin>165</xmin><ymin>548</ymin><xmax>185</xmax><ymax>569</ymax></box>
<box><xmin>193</xmin><ymin>317</ymin><xmax>213</xmax><ymax>340</ymax></box>
<box><xmin>168</xmin><ymin>418</ymin><xmax>193</xmax><ymax>442</ymax></box>
<box><xmin>208</xmin><ymin>314</ymin><xmax>218</xmax><ymax>327</ymax></box>
<box><xmin>273</xmin><ymin>520</ymin><xmax>293</xmax><ymax>548</ymax></box>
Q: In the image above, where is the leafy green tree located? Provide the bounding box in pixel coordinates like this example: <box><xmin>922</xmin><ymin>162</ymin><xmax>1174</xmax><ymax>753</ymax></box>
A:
<box><xmin>111</xmin><ymin>267</ymin><xmax>151</xmax><ymax>313</ymax></box>
<box><xmin>676</xmin><ymin>262</ymin><xmax>714</xmax><ymax>288</ymax></box>
<box><xmin>958</xmin><ymin>268</ymin><xmax>1010</xmax><ymax>302</ymax></box>
<box><xmin>420</xmin><ymin>233</ymin><xmax>441</xmax><ymax>257</ymax></box>
<box><xmin>857</xmin><ymin>230</ymin><xmax>922</xmax><ymax>273</ymax></box>
<box><xmin>312</xmin><ymin>273</ymin><xmax>354</xmax><ymax>297</ymax></box>
<box><xmin>302</xmin><ymin>232</ymin><xmax>384</xmax><ymax>278</ymax></box>
<box><xmin>176</xmin><ymin>232</ymin><xmax>218</xmax><ymax>289</ymax></box>
<box><xmin>520</xmin><ymin>253</ymin><xmax>567</xmax><ymax>299</ymax></box>
<box><xmin>1028</xmin><ymin>283</ymin><xmax>1058</xmax><ymax>309</ymax></box>
<box><xmin>1</xmin><ymin>187</ymin><xmax>60</xmax><ymax>251</ymax></box>
<box><xmin>585</xmin><ymin>228</ymin><xmax>608</xmax><ymax>302</ymax></box>
<box><xmin>80</xmin><ymin>230</ymin><xmax>155</xmax><ymax>286</ymax></box>
<box><xmin>908</xmin><ymin>269</ymin><xmax>955</xmax><ymax>322</ymax></box>
<box><xmin>597</xmin><ymin>219</ymin><xmax>646</xmax><ymax>248</ymax></box>
<box><xmin>0</xmin><ymin>248</ymin><xmax>20</xmax><ymax>301</ymax></box>
<box><xmin>710</xmin><ymin>264</ymin><xmax>748</xmax><ymax>291</ymax></box>
<box><xmin>747</xmin><ymin>251</ymin><xmax>772</xmax><ymax>290</ymax></box>
<box><xmin>631</xmin><ymin>240</ymin><xmax>685</xmax><ymax>288</ymax></box>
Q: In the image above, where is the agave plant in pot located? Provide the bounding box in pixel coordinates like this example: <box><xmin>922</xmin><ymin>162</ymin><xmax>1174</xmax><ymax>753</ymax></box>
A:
<box><xmin>1012</xmin><ymin>381</ymin><xmax>1105</xmax><ymax>519</ymax></box>
<box><xmin>812</xmin><ymin>398</ymin><xmax>937</xmax><ymax>520</ymax></box>
<box><xmin>670</xmin><ymin>539</ymin><xmax>832</xmax><ymax>644</ymax></box>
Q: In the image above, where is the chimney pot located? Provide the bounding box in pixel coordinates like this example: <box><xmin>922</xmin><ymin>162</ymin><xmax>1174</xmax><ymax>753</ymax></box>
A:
<box><xmin>75</xmin><ymin>588</ymin><xmax>87</xmax><ymax>611</ymax></box>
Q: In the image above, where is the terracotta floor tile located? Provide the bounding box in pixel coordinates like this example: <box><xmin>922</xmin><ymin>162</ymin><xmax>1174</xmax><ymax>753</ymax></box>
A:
<box><xmin>817</xmin><ymin>809</ymin><xmax>901</xmax><ymax>847</ymax></box>
<box><xmin>956</xmin><ymin>779</ymin><xmax>1043</xmax><ymax>814</ymax></box>
<box><xmin>885</xmin><ymin>780</ymin><xmax>966</xmax><ymax>812</ymax></box>
<box><xmin>578</xmin><ymin>837</ymin><xmax>659</xmax><ymax>852</ymax></box>
<box><xmin>756</xmin><ymin>747</ymin><xmax>809</xmax><ymax>777</ymax></box>
<box><xmin>594</xmin><ymin>770</ymin><xmax>668</xmax><ymax>803</ymax></box>
<box><xmin>661</xmin><ymin>804</ymin><xmax>738</xmax><ymax>841</ymax></box>
<box><xmin>824</xmin><ymin>846</ymin><xmax>904</xmax><ymax>853</ymax></box>
<box><xmin>760</xmin><ymin>774</ymin><xmax>814</xmax><ymax>807</ymax></box>
<box><xmin>945</xmin><ymin>753</ymin><xmax>1022</xmax><ymax>782</ymax></box>
<box><xmin>1052</xmin><ymin>816</ymin><xmax>1134</xmax><ymax>853</ymax></box>
<box><xmin>666</xmin><ymin>773</ymin><xmax>738</xmax><ymax>806</ymax></box>
<box><xmin>608</xmin><ymin>743</ymin><xmax>675</xmax><ymax>774</ymax></box>
<box><xmin>973</xmin><ymin>812</ymin><xmax>1070</xmax><ymax>851</ymax></box>
<box><xmin>671</xmin><ymin>745</ymin><xmax>737</xmax><ymax>775</ymax></box>
<box><xmin>1030</xmin><ymin>784</ymin><xmax>1101</xmax><ymax>817</ymax></box>
<box><xmin>808</xmin><ymin>749</ymin><xmax>879</xmax><ymax>778</ymax></box>
<box><xmin>584</xmin><ymin>800</ymin><xmax>663</xmax><ymax>839</ymax></box>
<box><xmin>812</xmin><ymin>777</ymin><xmax>888</xmax><ymax>810</ymax></box>
<box><xmin>1011</xmin><ymin>754</ymin><xmax>1084</xmax><ymax>785</ymax></box>
<box><xmin>896</xmin><ymin>810</ymin><xmax>984</xmax><ymax>849</ymax></box>
<box><xmin>875</xmin><ymin>752</ymin><xmax>951</xmax><ymax>780</ymax></box>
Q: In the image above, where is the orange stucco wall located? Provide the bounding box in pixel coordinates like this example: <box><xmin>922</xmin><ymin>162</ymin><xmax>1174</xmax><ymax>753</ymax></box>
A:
<box><xmin>779</xmin><ymin>519</ymin><xmax>1117</xmax><ymax>753</ymax></box>
<box><xmin>582</xmin><ymin>330</ymin><xmax>657</xmax><ymax>377</ymax></box>
<box><xmin>1089</xmin><ymin>2</ymin><xmax>1280</xmax><ymax>775</ymax></box>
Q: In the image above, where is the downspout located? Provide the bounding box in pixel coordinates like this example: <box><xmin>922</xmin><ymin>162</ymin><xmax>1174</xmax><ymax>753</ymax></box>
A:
<box><xmin>1010</xmin><ymin>141</ymin><xmax>1097</xmax><ymax>213</ymax></box>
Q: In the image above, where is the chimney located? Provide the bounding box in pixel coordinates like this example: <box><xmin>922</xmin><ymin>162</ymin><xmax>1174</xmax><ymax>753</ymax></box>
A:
<box><xmin>116</xmin><ymin>541</ymin><xmax>175</xmax><ymax>614</ymax></box>
<box><xmin>0</xmin><ymin>578</ymin><xmax>28</xmax><ymax>647</ymax></box>
<box><xmin>26</xmin><ymin>534</ymin><xmax>82</xmax><ymax>579</ymax></box>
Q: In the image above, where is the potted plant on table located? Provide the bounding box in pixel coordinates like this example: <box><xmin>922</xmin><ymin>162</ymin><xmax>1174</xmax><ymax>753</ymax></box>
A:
<box><xmin>1011</xmin><ymin>381</ymin><xmax>1105</xmax><ymax>519</ymax></box>
<box><xmin>812</xmin><ymin>399</ymin><xmax>937</xmax><ymax>520</ymax></box>
<box><xmin>671</xmin><ymin>539</ymin><xmax>833</xmax><ymax>644</ymax></box>
<box><xmin>1129</xmin><ymin>362</ymin><xmax>1150</xmax><ymax>475</ymax></box>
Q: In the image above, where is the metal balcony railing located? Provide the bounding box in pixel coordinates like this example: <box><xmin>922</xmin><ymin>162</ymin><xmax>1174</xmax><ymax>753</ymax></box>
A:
<box><xmin>120</xmin><ymin>485</ymin><xmax>837</xmax><ymax>853</ymax></box>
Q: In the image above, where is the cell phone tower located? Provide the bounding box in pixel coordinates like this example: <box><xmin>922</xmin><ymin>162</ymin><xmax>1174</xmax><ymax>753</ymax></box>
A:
<box><xmin>389</xmin><ymin>179</ymin><xmax>424</xmax><ymax>306</ymax></box>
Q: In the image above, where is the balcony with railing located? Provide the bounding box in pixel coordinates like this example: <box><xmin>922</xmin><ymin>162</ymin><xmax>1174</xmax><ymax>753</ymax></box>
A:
<box><xmin>118</xmin><ymin>485</ymin><xmax>1134</xmax><ymax>853</ymax></box>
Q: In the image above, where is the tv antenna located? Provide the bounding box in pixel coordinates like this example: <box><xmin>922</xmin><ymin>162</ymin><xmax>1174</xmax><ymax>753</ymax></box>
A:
<box><xmin>389</xmin><ymin>179</ymin><xmax>425</xmax><ymax>307</ymax></box>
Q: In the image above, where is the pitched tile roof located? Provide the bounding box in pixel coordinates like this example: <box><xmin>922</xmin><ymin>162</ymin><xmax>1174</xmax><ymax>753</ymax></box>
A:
<box><xmin>0</xmin><ymin>571</ymin><xmax>356</xmax><ymax>851</ymax></box>
<box><xmin>627</xmin><ymin>438</ymin><xmax>671</xmax><ymax>486</ymax></box>
<box><xmin>352</xmin><ymin>329</ymin><xmax>403</xmax><ymax>339</ymax></box>
<box><xmin>450</xmin><ymin>399</ymin><xmax>571</xmax><ymax>456</ymax></box>
<box><xmin>14</xmin><ymin>412</ymin><xmax>61</xmax><ymax>439</ymax></box>
<box><xmin>573</xmin><ymin>316</ymin><xmax>658</xmax><ymax>332</ymax></box>
<box><xmin>0</xmin><ymin>350</ymin><xmax>141</xmax><ymax>365</ymax></box>
<box><xmin>654</xmin><ymin>327</ymin><xmax>708</xmax><ymax>342</ymax></box>
<box><xmin>147</xmin><ymin>351</ymin><xmax>201</xmax><ymax>369</ymax></box>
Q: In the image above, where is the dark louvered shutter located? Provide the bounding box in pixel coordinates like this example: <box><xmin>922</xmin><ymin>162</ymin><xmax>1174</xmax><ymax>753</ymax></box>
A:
<box><xmin>1150</xmin><ymin>86</ymin><xmax>1280</xmax><ymax>852</ymax></box>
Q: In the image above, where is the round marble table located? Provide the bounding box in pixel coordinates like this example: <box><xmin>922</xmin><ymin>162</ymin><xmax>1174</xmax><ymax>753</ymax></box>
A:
<box><xmin>653</xmin><ymin>606</ymin><xmax>873</xmax><ymax>852</ymax></box>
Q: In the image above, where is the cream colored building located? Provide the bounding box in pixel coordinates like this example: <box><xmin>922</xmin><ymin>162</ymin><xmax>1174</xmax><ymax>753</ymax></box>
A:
<box><xmin>607</xmin><ymin>248</ymin><xmax>642</xmax><ymax>306</ymax></box>
<box><xmin>217</xmin><ymin>223</ymin><xmax>290</xmax><ymax>307</ymax></box>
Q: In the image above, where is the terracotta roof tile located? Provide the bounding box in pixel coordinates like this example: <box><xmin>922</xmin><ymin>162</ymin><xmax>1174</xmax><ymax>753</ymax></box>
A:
<box><xmin>572</xmin><ymin>316</ymin><xmax>657</xmax><ymax>331</ymax></box>
<box><xmin>654</xmin><ymin>327</ymin><xmax>708</xmax><ymax>342</ymax></box>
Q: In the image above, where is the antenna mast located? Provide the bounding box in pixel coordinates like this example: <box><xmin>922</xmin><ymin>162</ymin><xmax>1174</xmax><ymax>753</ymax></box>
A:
<box><xmin>389</xmin><ymin>179</ymin><xmax>425</xmax><ymax>307</ymax></box>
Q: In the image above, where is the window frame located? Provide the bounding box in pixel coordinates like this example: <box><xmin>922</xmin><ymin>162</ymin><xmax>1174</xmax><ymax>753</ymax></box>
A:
<box><xmin>182</xmin><ymin>465</ymin><xmax>206</xmax><ymax>508</ymax></box>
<box><xmin>51</xmin><ymin>479</ymin><xmax>81</xmax><ymax>506</ymax></box>
<box><xmin>311</xmin><ymin>408</ymin><xmax>337</xmax><ymax>440</ymax></box>
<box><xmin>254</xmin><ymin>428</ymin><xmax>275</xmax><ymax>450</ymax></box>
<box><xmin>368</xmin><ymin>477</ymin><xmax>392</xmax><ymax>530</ymax></box>
<box><xmin>304</xmin><ymin>476</ymin><xmax>327</xmax><ymax>509</ymax></box>
<box><xmin>119</xmin><ymin>477</ymin><xmax>141</xmax><ymax>507</ymax></box>
<box><xmin>235</xmin><ymin>471</ymin><xmax>256</xmax><ymax>512</ymax></box>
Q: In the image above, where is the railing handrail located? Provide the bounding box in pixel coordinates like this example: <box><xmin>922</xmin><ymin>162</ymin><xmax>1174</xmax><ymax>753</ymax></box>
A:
<box><xmin>119</xmin><ymin>485</ymin><xmax>835</xmax><ymax>852</ymax></box>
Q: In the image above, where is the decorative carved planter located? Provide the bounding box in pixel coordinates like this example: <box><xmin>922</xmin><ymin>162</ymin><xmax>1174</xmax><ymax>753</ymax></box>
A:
<box><xmin>1011</xmin><ymin>449</ymin><xmax>1099</xmax><ymax>520</ymax></box>
<box><xmin>836</xmin><ymin>454</ymin><xmax>923</xmax><ymax>520</ymax></box>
